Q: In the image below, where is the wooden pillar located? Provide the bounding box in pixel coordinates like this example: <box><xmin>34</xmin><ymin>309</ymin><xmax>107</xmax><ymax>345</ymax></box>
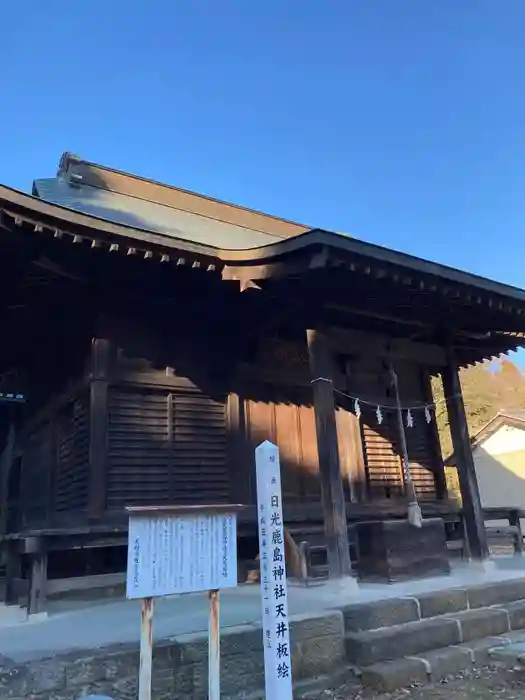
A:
<box><xmin>28</xmin><ymin>552</ymin><xmax>48</xmax><ymax>615</ymax></box>
<box><xmin>88</xmin><ymin>338</ymin><xmax>113</xmax><ymax>519</ymax></box>
<box><xmin>441</xmin><ymin>348</ymin><xmax>488</xmax><ymax>560</ymax></box>
<box><xmin>306</xmin><ymin>329</ymin><xmax>352</xmax><ymax>578</ymax></box>
<box><xmin>4</xmin><ymin>542</ymin><xmax>22</xmax><ymax>605</ymax></box>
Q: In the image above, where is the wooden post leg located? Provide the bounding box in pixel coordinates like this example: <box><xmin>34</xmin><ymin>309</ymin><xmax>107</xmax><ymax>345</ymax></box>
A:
<box><xmin>441</xmin><ymin>350</ymin><xmax>488</xmax><ymax>560</ymax></box>
<box><xmin>28</xmin><ymin>552</ymin><xmax>48</xmax><ymax>615</ymax></box>
<box><xmin>509</xmin><ymin>510</ymin><xmax>524</xmax><ymax>555</ymax></box>
<box><xmin>307</xmin><ymin>329</ymin><xmax>352</xmax><ymax>579</ymax></box>
<box><xmin>4</xmin><ymin>543</ymin><xmax>22</xmax><ymax>606</ymax></box>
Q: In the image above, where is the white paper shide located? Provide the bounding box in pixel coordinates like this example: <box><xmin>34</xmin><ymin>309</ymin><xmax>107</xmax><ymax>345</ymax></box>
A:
<box><xmin>255</xmin><ymin>441</ymin><xmax>293</xmax><ymax>700</ymax></box>
<box><xmin>126</xmin><ymin>511</ymin><xmax>237</xmax><ymax>599</ymax></box>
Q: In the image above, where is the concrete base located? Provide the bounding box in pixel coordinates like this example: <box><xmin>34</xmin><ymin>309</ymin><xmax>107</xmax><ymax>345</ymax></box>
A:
<box><xmin>328</xmin><ymin>574</ymin><xmax>360</xmax><ymax>597</ymax></box>
<box><xmin>1</xmin><ymin>555</ymin><xmax>525</xmax><ymax>663</ymax></box>
<box><xmin>467</xmin><ymin>558</ymin><xmax>497</xmax><ymax>574</ymax></box>
<box><xmin>27</xmin><ymin>611</ymin><xmax>48</xmax><ymax>624</ymax></box>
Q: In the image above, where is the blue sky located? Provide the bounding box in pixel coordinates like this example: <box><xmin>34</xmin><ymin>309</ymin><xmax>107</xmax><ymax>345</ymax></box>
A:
<box><xmin>1</xmin><ymin>2</ymin><xmax>525</xmax><ymax>347</ymax></box>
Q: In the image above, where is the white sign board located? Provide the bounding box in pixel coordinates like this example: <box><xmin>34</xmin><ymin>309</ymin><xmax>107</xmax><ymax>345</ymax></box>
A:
<box><xmin>255</xmin><ymin>441</ymin><xmax>293</xmax><ymax>700</ymax></box>
<box><xmin>126</xmin><ymin>511</ymin><xmax>237</xmax><ymax>599</ymax></box>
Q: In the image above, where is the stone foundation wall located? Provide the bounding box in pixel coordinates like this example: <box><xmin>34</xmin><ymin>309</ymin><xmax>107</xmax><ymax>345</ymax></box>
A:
<box><xmin>0</xmin><ymin>610</ymin><xmax>345</xmax><ymax>699</ymax></box>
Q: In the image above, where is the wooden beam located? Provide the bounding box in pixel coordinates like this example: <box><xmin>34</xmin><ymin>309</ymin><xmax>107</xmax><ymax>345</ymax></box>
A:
<box><xmin>441</xmin><ymin>347</ymin><xmax>488</xmax><ymax>560</ymax></box>
<box><xmin>306</xmin><ymin>329</ymin><xmax>352</xmax><ymax>579</ymax></box>
<box><xmin>46</xmin><ymin>571</ymin><xmax>125</xmax><ymax>595</ymax></box>
<box><xmin>88</xmin><ymin>338</ymin><xmax>114</xmax><ymax>519</ymax></box>
<box><xmin>222</xmin><ymin>253</ymin><xmax>313</xmax><ymax>282</ymax></box>
<box><xmin>326</xmin><ymin>326</ymin><xmax>446</xmax><ymax>366</ymax></box>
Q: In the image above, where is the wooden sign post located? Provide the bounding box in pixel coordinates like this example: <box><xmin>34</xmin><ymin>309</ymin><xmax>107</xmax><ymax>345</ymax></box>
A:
<box><xmin>125</xmin><ymin>504</ymin><xmax>242</xmax><ymax>700</ymax></box>
<box><xmin>255</xmin><ymin>441</ymin><xmax>293</xmax><ymax>700</ymax></box>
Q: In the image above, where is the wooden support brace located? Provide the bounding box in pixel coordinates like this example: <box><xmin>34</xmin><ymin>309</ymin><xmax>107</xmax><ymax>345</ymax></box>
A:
<box><xmin>508</xmin><ymin>510</ymin><xmax>524</xmax><ymax>555</ymax></box>
<box><xmin>442</xmin><ymin>348</ymin><xmax>488</xmax><ymax>560</ymax></box>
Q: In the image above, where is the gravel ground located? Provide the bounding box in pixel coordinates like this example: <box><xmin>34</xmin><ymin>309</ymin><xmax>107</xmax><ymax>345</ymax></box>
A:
<box><xmin>303</xmin><ymin>665</ymin><xmax>525</xmax><ymax>700</ymax></box>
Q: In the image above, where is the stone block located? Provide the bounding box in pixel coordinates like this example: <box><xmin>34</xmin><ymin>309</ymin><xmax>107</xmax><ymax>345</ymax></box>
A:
<box><xmin>345</xmin><ymin>617</ymin><xmax>460</xmax><ymax>666</ymax></box>
<box><xmin>0</xmin><ymin>611</ymin><xmax>349</xmax><ymax>699</ymax></box>
<box><xmin>342</xmin><ymin>597</ymin><xmax>419</xmax><ymax>632</ymax></box>
<box><xmin>449</xmin><ymin>608</ymin><xmax>509</xmax><ymax>642</ymax></box>
<box><xmin>220</xmin><ymin>624</ymin><xmax>263</xmax><ymax>657</ymax></box>
<box><xmin>176</xmin><ymin>632</ymin><xmax>209</xmax><ymax>664</ymax></box>
<box><xmin>0</xmin><ymin>660</ymin><xmax>67</xmax><ymax>697</ymax></box>
<box><xmin>489</xmin><ymin>640</ymin><xmax>525</xmax><ymax>664</ymax></box>
<box><xmin>177</xmin><ymin>623</ymin><xmax>262</xmax><ymax>665</ymax></box>
<box><xmin>499</xmin><ymin>599</ymin><xmax>525</xmax><ymax>631</ymax></box>
<box><xmin>222</xmin><ymin>650</ymin><xmax>265</xmax><ymax>679</ymax></box>
<box><xmin>103</xmin><ymin>649</ymin><xmax>140</xmax><ymax>681</ymax></box>
<box><xmin>290</xmin><ymin>611</ymin><xmax>343</xmax><ymax>643</ymax></box>
<box><xmin>415</xmin><ymin>645</ymin><xmax>473</xmax><ymax>680</ymax></box>
<box><xmin>468</xmin><ymin>579</ymin><xmax>525</xmax><ymax>609</ymax></box>
<box><xmin>290</xmin><ymin>641</ymin><xmax>303</xmax><ymax>680</ymax></box>
<box><xmin>65</xmin><ymin>657</ymin><xmax>108</xmax><ymax>687</ymax></box>
<box><xmin>111</xmin><ymin>674</ymin><xmax>138</xmax><ymax>700</ymax></box>
<box><xmin>173</xmin><ymin>664</ymin><xmax>195</xmax><ymax>694</ymax></box>
<box><xmin>455</xmin><ymin>636</ymin><xmax>511</xmax><ymax>664</ymax></box>
<box><xmin>151</xmin><ymin>667</ymin><xmax>175</xmax><ymax>695</ymax></box>
<box><xmin>417</xmin><ymin>588</ymin><xmax>468</xmax><ymax>619</ymax></box>
<box><xmin>221</xmin><ymin>671</ymin><xmax>264</xmax><ymax>698</ymax></box>
<box><xmin>360</xmin><ymin>657</ymin><xmax>428</xmax><ymax>691</ymax></box>
<box><xmin>299</xmin><ymin>633</ymin><xmax>344</xmax><ymax>678</ymax></box>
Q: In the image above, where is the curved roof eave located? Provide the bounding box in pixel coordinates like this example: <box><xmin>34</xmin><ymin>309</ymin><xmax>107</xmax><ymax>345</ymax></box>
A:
<box><xmin>2</xmin><ymin>183</ymin><xmax>525</xmax><ymax>305</ymax></box>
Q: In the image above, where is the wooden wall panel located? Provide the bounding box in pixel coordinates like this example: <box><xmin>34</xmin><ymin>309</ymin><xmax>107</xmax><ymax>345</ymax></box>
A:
<box><xmin>298</xmin><ymin>403</ymin><xmax>321</xmax><ymax>498</ymax></box>
<box><xmin>243</xmin><ymin>386</ymin><xmax>321</xmax><ymax>504</ymax></box>
<box><xmin>20</xmin><ymin>423</ymin><xmax>52</xmax><ymax>527</ymax></box>
<box><xmin>55</xmin><ymin>394</ymin><xmax>90</xmax><ymax>513</ymax></box>
<box><xmin>274</xmin><ymin>402</ymin><xmax>302</xmax><ymax>501</ymax></box>
<box><xmin>336</xmin><ymin>405</ymin><xmax>366</xmax><ymax>502</ymax></box>
<box><xmin>106</xmin><ymin>385</ymin><xmax>228</xmax><ymax>510</ymax></box>
<box><xmin>170</xmin><ymin>390</ymin><xmax>229</xmax><ymax>504</ymax></box>
<box><xmin>106</xmin><ymin>388</ymin><xmax>170</xmax><ymax>509</ymax></box>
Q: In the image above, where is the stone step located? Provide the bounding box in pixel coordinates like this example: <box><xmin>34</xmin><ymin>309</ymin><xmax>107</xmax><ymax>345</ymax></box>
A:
<box><xmin>342</xmin><ymin>580</ymin><xmax>525</xmax><ymax>635</ymax></box>
<box><xmin>468</xmin><ymin>579</ymin><xmax>525</xmax><ymax>609</ymax></box>
<box><xmin>346</xmin><ymin>617</ymin><xmax>461</xmax><ymax>666</ymax></box>
<box><xmin>360</xmin><ymin>636</ymin><xmax>514</xmax><ymax>691</ymax></box>
<box><xmin>342</xmin><ymin>589</ymin><xmax>470</xmax><ymax>634</ymax></box>
<box><xmin>496</xmin><ymin>598</ymin><xmax>525</xmax><ymax>631</ymax></box>
<box><xmin>342</xmin><ymin>597</ymin><xmax>420</xmax><ymax>632</ymax></box>
<box><xmin>346</xmin><ymin>606</ymin><xmax>513</xmax><ymax>666</ymax></box>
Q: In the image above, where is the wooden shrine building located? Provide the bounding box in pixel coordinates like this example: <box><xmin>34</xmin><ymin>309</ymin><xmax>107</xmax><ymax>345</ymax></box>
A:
<box><xmin>1</xmin><ymin>152</ymin><xmax>525</xmax><ymax>604</ymax></box>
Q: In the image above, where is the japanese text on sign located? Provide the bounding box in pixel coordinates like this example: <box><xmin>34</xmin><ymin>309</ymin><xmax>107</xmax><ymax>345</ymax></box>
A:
<box><xmin>126</xmin><ymin>512</ymin><xmax>237</xmax><ymax>599</ymax></box>
<box><xmin>255</xmin><ymin>441</ymin><xmax>293</xmax><ymax>700</ymax></box>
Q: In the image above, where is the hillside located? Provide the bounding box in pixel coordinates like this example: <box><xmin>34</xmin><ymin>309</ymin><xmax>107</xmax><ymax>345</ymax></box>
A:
<box><xmin>432</xmin><ymin>357</ymin><xmax>525</xmax><ymax>458</ymax></box>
